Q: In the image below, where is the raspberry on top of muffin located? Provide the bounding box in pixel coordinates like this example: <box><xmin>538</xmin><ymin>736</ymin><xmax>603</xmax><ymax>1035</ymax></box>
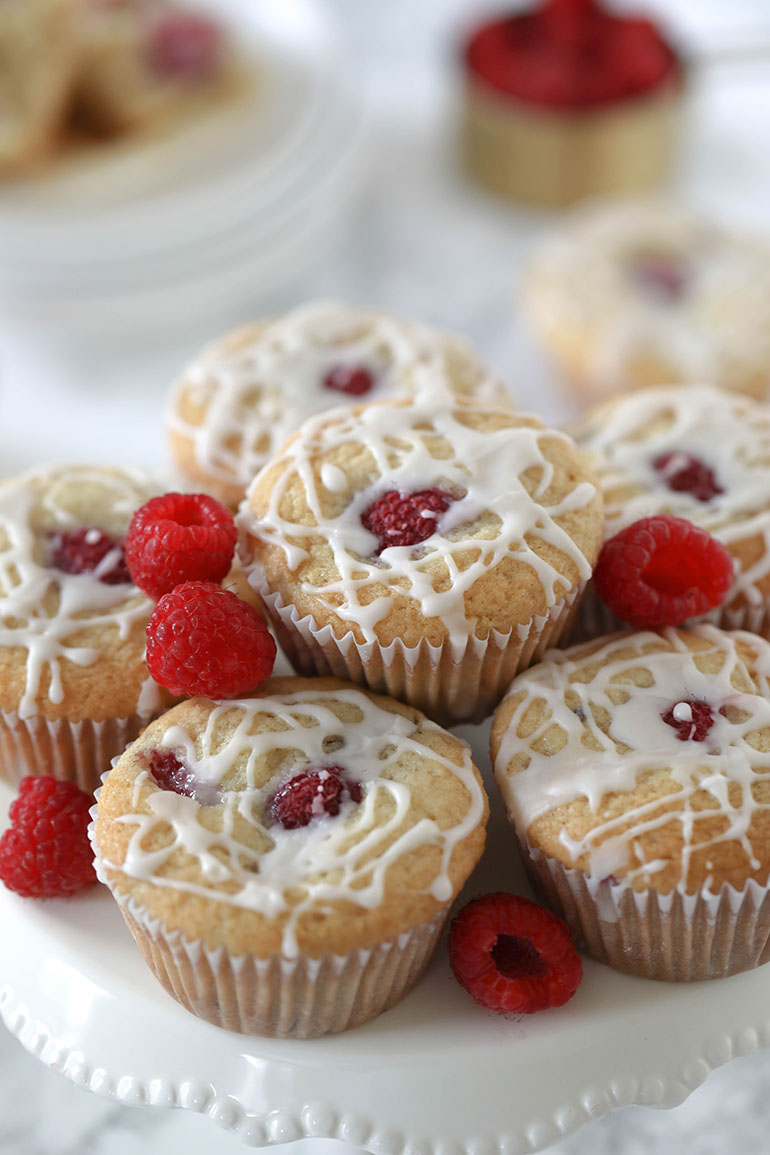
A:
<box><xmin>165</xmin><ymin>300</ymin><xmax>511</xmax><ymax>508</ymax></box>
<box><xmin>237</xmin><ymin>390</ymin><xmax>603</xmax><ymax>723</ymax></box>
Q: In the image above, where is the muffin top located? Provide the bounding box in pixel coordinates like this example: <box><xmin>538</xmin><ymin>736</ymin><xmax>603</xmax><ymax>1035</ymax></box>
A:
<box><xmin>0</xmin><ymin>463</ymin><xmax>172</xmax><ymax>721</ymax></box>
<box><xmin>571</xmin><ymin>384</ymin><xmax>770</xmax><ymax>608</ymax></box>
<box><xmin>93</xmin><ymin>676</ymin><xmax>488</xmax><ymax>958</ymax></box>
<box><xmin>238</xmin><ymin>393</ymin><xmax>603</xmax><ymax>649</ymax></box>
<box><xmin>166</xmin><ymin>300</ymin><xmax>511</xmax><ymax>507</ymax></box>
<box><xmin>491</xmin><ymin>625</ymin><xmax>770</xmax><ymax>895</ymax></box>
<box><xmin>524</xmin><ymin>202</ymin><xmax>770</xmax><ymax>396</ymax></box>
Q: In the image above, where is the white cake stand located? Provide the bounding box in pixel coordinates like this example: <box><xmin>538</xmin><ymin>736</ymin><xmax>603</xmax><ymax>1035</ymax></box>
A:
<box><xmin>2</xmin><ymin>716</ymin><xmax>769</xmax><ymax>1155</ymax></box>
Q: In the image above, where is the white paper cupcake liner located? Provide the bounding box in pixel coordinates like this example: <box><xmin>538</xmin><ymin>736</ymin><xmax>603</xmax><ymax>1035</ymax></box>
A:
<box><xmin>0</xmin><ymin>709</ymin><xmax>150</xmax><ymax>796</ymax></box>
<box><xmin>113</xmin><ymin>894</ymin><xmax>450</xmax><ymax>1038</ymax></box>
<box><xmin>522</xmin><ymin>843</ymin><xmax>770</xmax><ymax>981</ymax></box>
<box><xmin>256</xmin><ymin>581</ymin><xmax>585</xmax><ymax>726</ymax></box>
<box><xmin>570</xmin><ymin>580</ymin><xmax>770</xmax><ymax>647</ymax></box>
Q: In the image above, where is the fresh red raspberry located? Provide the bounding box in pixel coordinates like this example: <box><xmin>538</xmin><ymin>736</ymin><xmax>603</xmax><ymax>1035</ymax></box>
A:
<box><xmin>661</xmin><ymin>699</ymin><xmax>714</xmax><ymax>742</ymax></box>
<box><xmin>145</xmin><ymin>11</ymin><xmax>223</xmax><ymax>81</ymax></box>
<box><xmin>449</xmin><ymin>892</ymin><xmax>582</xmax><ymax>1014</ymax></box>
<box><xmin>269</xmin><ymin>765</ymin><xmax>363</xmax><ymax>830</ymax></box>
<box><xmin>323</xmin><ymin>365</ymin><xmax>375</xmax><ymax>397</ymax></box>
<box><xmin>361</xmin><ymin>488</ymin><xmax>455</xmax><ymax>554</ymax></box>
<box><xmin>653</xmin><ymin>452</ymin><xmax>723</xmax><ymax>502</ymax></box>
<box><xmin>125</xmin><ymin>492</ymin><xmax>237</xmax><ymax>601</ymax></box>
<box><xmin>593</xmin><ymin>515</ymin><xmax>734</xmax><ymax>629</ymax></box>
<box><xmin>145</xmin><ymin>748</ymin><xmax>221</xmax><ymax>806</ymax></box>
<box><xmin>0</xmin><ymin>777</ymin><xmax>98</xmax><ymax>899</ymax></box>
<box><xmin>50</xmin><ymin>528</ymin><xmax>130</xmax><ymax>585</ymax></box>
<box><xmin>146</xmin><ymin>580</ymin><xmax>276</xmax><ymax>699</ymax></box>
<box><xmin>631</xmin><ymin>255</ymin><xmax>688</xmax><ymax>302</ymax></box>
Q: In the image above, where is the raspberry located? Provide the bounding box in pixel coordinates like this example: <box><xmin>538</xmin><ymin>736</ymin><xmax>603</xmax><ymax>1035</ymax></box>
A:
<box><xmin>361</xmin><ymin>488</ymin><xmax>455</xmax><ymax>554</ymax></box>
<box><xmin>269</xmin><ymin>764</ymin><xmax>363</xmax><ymax>830</ymax></box>
<box><xmin>631</xmin><ymin>254</ymin><xmax>689</xmax><ymax>302</ymax></box>
<box><xmin>145</xmin><ymin>11</ymin><xmax>222</xmax><ymax>81</ymax></box>
<box><xmin>50</xmin><ymin>528</ymin><xmax>130</xmax><ymax>585</ymax></box>
<box><xmin>146</xmin><ymin>580</ymin><xmax>276</xmax><ymax>699</ymax></box>
<box><xmin>448</xmin><ymin>893</ymin><xmax>582</xmax><ymax>1014</ymax></box>
<box><xmin>145</xmin><ymin>748</ymin><xmax>221</xmax><ymax>806</ymax></box>
<box><xmin>661</xmin><ymin>699</ymin><xmax>714</xmax><ymax>742</ymax></box>
<box><xmin>323</xmin><ymin>365</ymin><xmax>375</xmax><ymax>397</ymax></box>
<box><xmin>0</xmin><ymin>777</ymin><xmax>98</xmax><ymax>899</ymax></box>
<box><xmin>653</xmin><ymin>452</ymin><xmax>723</xmax><ymax>502</ymax></box>
<box><xmin>125</xmin><ymin>492</ymin><xmax>237</xmax><ymax>600</ymax></box>
<box><xmin>593</xmin><ymin>515</ymin><xmax>734</xmax><ymax>630</ymax></box>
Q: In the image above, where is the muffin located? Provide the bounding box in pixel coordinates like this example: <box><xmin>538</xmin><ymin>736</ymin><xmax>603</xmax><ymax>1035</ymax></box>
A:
<box><xmin>75</xmin><ymin>0</ymin><xmax>238</xmax><ymax>138</ymax></box>
<box><xmin>491</xmin><ymin>625</ymin><xmax>770</xmax><ymax>981</ymax></box>
<box><xmin>0</xmin><ymin>464</ymin><xmax>177</xmax><ymax>793</ymax></box>
<box><xmin>524</xmin><ymin>202</ymin><xmax>770</xmax><ymax>403</ymax></box>
<box><xmin>0</xmin><ymin>0</ymin><xmax>79</xmax><ymax>173</ymax></box>
<box><xmin>460</xmin><ymin>0</ymin><xmax>683</xmax><ymax>208</ymax></box>
<box><xmin>91</xmin><ymin>676</ymin><xmax>489</xmax><ymax>1037</ymax></box>
<box><xmin>236</xmin><ymin>391</ymin><xmax>603</xmax><ymax>725</ymax></box>
<box><xmin>570</xmin><ymin>384</ymin><xmax>770</xmax><ymax>640</ymax></box>
<box><xmin>166</xmin><ymin>300</ymin><xmax>512</xmax><ymax>509</ymax></box>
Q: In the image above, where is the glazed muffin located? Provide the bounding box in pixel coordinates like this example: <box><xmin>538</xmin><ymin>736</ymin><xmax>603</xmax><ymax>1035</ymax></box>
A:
<box><xmin>0</xmin><ymin>464</ymin><xmax>178</xmax><ymax>792</ymax></box>
<box><xmin>0</xmin><ymin>0</ymin><xmax>79</xmax><ymax>173</ymax></box>
<box><xmin>236</xmin><ymin>391</ymin><xmax>603</xmax><ymax>725</ymax></box>
<box><xmin>75</xmin><ymin>0</ymin><xmax>238</xmax><ymax>138</ymax></box>
<box><xmin>461</xmin><ymin>0</ymin><xmax>683</xmax><ymax>208</ymax></box>
<box><xmin>570</xmin><ymin>384</ymin><xmax>770</xmax><ymax>640</ymax></box>
<box><xmin>491</xmin><ymin>625</ymin><xmax>770</xmax><ymax>981</ymax></box>
<box><xmin>524</xmin><ymin>202</ymin><xmax>770</xmax><ymax>403</ymax></box>
<box><xmin>166</xmin><ymin>300</ymin><xmax>512</xmax><ymax>509</ymax></box>
<box><xmin>92</xmin><ymin>676</ymin><xmax>488</xmax><ymax>1037</ymax></box>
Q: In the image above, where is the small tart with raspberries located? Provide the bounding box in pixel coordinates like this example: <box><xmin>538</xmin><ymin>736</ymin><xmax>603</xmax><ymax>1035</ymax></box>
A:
<box><xmin>166</xmin><ymin>300</ymin><xmax>512</xmax><ymax>509</ymax></box>
<box><xmin>0</xmin><ymin>464</ymin><xmax>180</xmax><ymax>794</ymax></box>
<box><xmin>236</xmin><ymin>391</ymin><xmax>604</xmax><ymax>725</ymax></box>
<box><xmin>491</xmin><ymin>624</ymin><xmax>770</xmax><ymax>981</ymax></box>
<box><xmin>92</xmin><ymin>676</ymin><xmax>489</xmax><ymax>1038</ymax></box>
<box><xmin>570</xmin><ymin>384</ymin><xmax>770</xmax><ymax>639</ymax></box>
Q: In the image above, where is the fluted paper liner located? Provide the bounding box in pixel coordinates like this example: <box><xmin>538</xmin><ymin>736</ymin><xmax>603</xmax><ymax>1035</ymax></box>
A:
<box><xmin>570</xmin><ymin>580</ymin><xmax>770</xmax><ymax>647</ymax></box>
<box><xmin>0</xmin><ymin>709</ymin><xmax>149</xmax><ymax>795</ymax></box>
<box><xmin>115</xmin><ymin>895</ymin><xmax>449</xmax><ymax>1038</ymax></box>
<box><xmin>522</xmin><ymin>843</ymin><xmax>770</xmax><ymax>981</ymax></box>
<box><xmin>257</xmin><ymin>582</ymin><xmax>585</xmax><ymax>727</ymax></box>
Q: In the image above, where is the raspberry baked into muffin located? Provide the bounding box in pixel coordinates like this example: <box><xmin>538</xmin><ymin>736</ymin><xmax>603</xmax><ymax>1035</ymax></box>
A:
<box><xmin>0</xmin><ymin>464</ymin><xmax>177</xmax><ymax>793</ymax></box>
<box><xmin>237</xmin><ymin>391</ymin><xmax>603</xmax><ymax>725</ymax></box>
<box><xmin>461</xmin><ymin>0</ymin><xmax>683</xmax><ymax>207</ymax></box>
<box><xmin>166</xmin><ymin>301</ymin><xmax>512</xmax><ymax>509</ymax></box>
<box><xmin>570</xmin><ymin>384</ymin><xmax>770</xmax><ymax>640</ymax></box>
<box><xmin>91</xmin><ymin>677</ymin><xmax>488</xmax><ymax>1037</ymax></box>
<box><xmin>524</xmin><ymin>202</ymin><xmax>770</xmax><ymax>402</ymax></box>
<box><xmin>491</xmin><ymin>625</ymin><xmax>770</xmax><ymax>981</ymax></box>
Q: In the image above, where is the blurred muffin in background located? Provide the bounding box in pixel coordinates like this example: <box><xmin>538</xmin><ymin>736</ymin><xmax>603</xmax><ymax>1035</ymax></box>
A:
<box><xmin>0</xmin><ymin>0</ymin><xmax>241</xmax><ymax>175</ymax></box>
<box><xmin>523</xmin><ymin>201</ymin><xmax>770</xmax><ymax>404</ymax></box>
<box><xmin>166</xmin><ymin>301</ymin><xmax>513</xmax><ymax>509</ymax></box>
<box><xmin>460</xmin><ymin>0</ymin><xmax>684</xmax><ymax>208</ymax></box>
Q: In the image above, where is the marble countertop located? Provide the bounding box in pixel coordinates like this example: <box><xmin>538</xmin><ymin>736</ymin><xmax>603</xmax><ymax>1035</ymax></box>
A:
<box><xmin>2</xmin><ymin>0</ymin><xmax>770</xmax><ymax>1151</ymax></box>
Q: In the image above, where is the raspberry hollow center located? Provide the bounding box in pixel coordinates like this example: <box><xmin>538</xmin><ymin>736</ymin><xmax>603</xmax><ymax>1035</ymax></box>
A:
<box><xmin>643</xmin><ymin>541</ymin><xmax>706</xmax><ymax>597</ymax></box>
<box><xmin>361</xmin><ymin>488</ymin><xmax>456</xmax><ymax>554</ymax></box>
<box><xmin>491</xmin><ymin>934</ymin><xmax>549</xmax><ymax>980</ymax></box>
<box><xmin>323</xmin><ymin>365</ymin><xmax>375</xmax><ymax>397</ymax></box>
<box><xmin>653</xmin><ymin>452</ymin><xmax>723</xmax><ymax>503</ymax></box>
<box><xmin>661</xmin><ymin>699</ymin><xmax>714</xmax><ymax>742</ymax></box>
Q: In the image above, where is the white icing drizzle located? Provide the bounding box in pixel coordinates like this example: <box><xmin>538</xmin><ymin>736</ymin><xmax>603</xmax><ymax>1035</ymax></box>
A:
<box><xmin>236</xmin><ymin>392</ymin><xmax>599</xmax><ymax>649</ymax></box>
<box><xmin>571</xmin><ymin>384</ymin><xmax>770</xmax><ymax>608</ymax></box>
<box><xmin>493</xmin><ymin>625</ymin><xmax>770</xmax><ymax>891</ymax></box>
<box><xmin>100</xmin><ymin>688</ymin><xmax>486</xmax><ymax>957</ymax></box>
<box><xmin>0</xmin><ymin>465</ymin><xmax>159</xmax><ymax>719</ymax></box>
<box><xmin>166</xmin><ymin>300</ymin><xmax>510</xmax><ymax>489</ymax></box>
<box><xmin>525</xmin><ymin>202</ymin><xmax>770</xmax><ymax>394</ymax></box>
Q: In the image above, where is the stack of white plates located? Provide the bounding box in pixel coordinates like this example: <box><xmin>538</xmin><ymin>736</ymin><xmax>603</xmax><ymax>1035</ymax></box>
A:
<box><xmin>0</xmin><ymin>0</ymin><xmax>366</xmax><ymax>340</ymax></box>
